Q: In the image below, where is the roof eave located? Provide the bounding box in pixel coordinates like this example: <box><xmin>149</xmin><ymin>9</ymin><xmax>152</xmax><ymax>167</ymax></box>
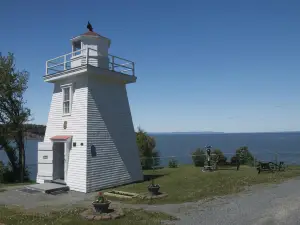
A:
<box><xmin>70</xmin><ymin>35</ymin><xmax>111</xmax><ymax>47</ymax></box>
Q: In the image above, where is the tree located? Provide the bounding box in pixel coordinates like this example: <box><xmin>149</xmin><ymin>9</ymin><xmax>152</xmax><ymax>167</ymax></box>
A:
<box><xmin>231</xmin><ymin>146</ymin><xmax>254</xmax><ymax>167</ymax></box>
<box><xmin>136</xmin><ymin>127</ymin><xmax>160</xmax><ymax>169</ymax></box>
<box><xmin>0</xmin><ymin>53</ymin><xmax>31</xmax><ymax>182</ymax></box>
<box><xmin>212</xmin><ymin>149</ymin><xmax>227</xmax><ymax>165</ymax></box>
<box><xmin>192</xmin><ymin>148</ymin><xmax>206</xmax><ymax>167</ymax></box>
<box><xmin>237</xmin><ymin>146</ymin><xmax>254</xmax><ymax>165</ymax></box>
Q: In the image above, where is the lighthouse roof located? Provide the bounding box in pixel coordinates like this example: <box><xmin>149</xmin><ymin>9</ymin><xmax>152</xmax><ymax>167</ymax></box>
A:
<box><xmin>81</xmin><ymin>30</ymin><xmax>101</xmax><ymax>37</ymax></box>
<box><xmin>71</xmin><ymin>21</ymin><xmax>110</xmax><ymax>41</ymax></box>
<box><xmin>71</xmin><ymin>32</ymin><xmax>111</xmax><ymax>47</ymax></box>
<box><xmin>71</xmin><ymin>30</ymin><xmax>104</xmax><ymax>40</ymax></box>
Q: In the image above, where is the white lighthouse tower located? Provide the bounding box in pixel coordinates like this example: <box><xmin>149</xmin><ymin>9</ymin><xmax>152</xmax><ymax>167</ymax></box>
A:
<box><xmin>37</xmin><ymin>22</ymin><xmax>143</xmax><ymax>193</ymax></box>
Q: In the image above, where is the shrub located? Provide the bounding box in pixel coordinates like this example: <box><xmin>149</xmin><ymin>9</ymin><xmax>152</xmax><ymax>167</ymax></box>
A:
<box><xmin>0</xmin><ymin>161</ymin><xmax>4</xmax><ymax>183</ymax></box>
<box><xmin>230</xmin><ymin>156</ymin><xmax>238</xmax><ymax>165</ymax></box>
<box><xmin>230</xmin><ymin>146</ymin><xmax>255</xmax><ymax>166</ymax></box>
<box><xmin>212</xmin><ymin>149</ymin><xmax>227</xmax><ymax>165</ymax></box>
<box><xmin>141</xmin><ymin>153</ymin><xmax>160</xmax><ymax>170</ymax></box>
<box><xmin>235</xmin><ymin>146</ymin><xmax>254</xmax><ymax>166</ymax></box>
<box><xmin>168</xmin><ymin>158</ymin><xmax>178</xmax><ymax>168</ymax></box>
<box><xmin>192</xmin><ymin>148</ymin><xmax>206</xmax><ymax>167</ymax></box>
<box><xmin>136</xmin><ymin>127</ymin><xmax>160</xmax><ymax>170</ymax></box>
<box><xmin>0</xmin><ymin>162</ymin><xmax>31</xmax><ymax>183</ymax></box>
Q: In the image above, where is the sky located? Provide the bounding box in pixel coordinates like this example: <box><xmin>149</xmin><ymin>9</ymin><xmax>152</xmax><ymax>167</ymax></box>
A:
<box><xmin>0</xmin><ymin>0</ymin><xmax>300</xmax><ymax>133</ymax></box>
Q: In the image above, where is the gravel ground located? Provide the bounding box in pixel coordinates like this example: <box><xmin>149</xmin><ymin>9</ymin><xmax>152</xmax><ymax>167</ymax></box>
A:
<box><xmin>0</xmin><ymin>187</ymin><xmax>95</xmax><ymax>213</ymax></box>
<box><xmin>2</xmin><ymin>179</ymin><xmax>300</xmax><ymax>224</ymax></box>
<box><xmin>123</xmin><ymin>178</ymin><xmax>300</xmax><ymax>225</ymax></box>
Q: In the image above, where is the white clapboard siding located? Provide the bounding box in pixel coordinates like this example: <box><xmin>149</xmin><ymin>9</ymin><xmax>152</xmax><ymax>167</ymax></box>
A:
<box><xmin>86</xmin><ymin>75</ymin><xmax>143</xmax><ymax>192</ymax></box>
<box><xmin>43</xmin><ymin>76</ymin><xmax>88</xmax><ymax>192</ymax></box>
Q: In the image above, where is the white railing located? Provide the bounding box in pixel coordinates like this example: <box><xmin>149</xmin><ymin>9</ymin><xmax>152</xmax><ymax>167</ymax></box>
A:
<box><xmin>45</xmin><ymin>48</ymin><xmax>135</xmax><ymax>76</ymax></box>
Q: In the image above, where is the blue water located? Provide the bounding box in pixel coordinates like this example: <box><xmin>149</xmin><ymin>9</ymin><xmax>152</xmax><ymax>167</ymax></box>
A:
<box><xmin>151</xmin><ymin>132</ymin><xmax>300</xmax><ymax>166</ymax></box>
<box><xmin>0</xmin><ymin>132</ymin><xmax>300</xmax><ymax>181</ymax></box>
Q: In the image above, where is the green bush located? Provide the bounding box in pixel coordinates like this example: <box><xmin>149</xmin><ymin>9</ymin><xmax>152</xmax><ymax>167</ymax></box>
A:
<box><xmin>230</xmin><ymin>156</ymin><xmax>238</xmax><ymax>165</ymax></box>
<box><xmin>230</xmin><ymin>146</ymin><xmax>255</xmax><ymax>166</ymax></box>
<box><xmin>192</xmin><ymin>148</ymin><xmax>206</xmax><ymax>167</ymax></box>
<box><xmin>136</xmin><ymin>128</ymin><xmax>160</xmax><ymax>170</ymax></box>
<box><xmin>235</xmin><ymin>146</ymin><xmax>254</xmax><ymax>166</ymax></box>
<box><xmin>168</xmin><ymin>158</ymin><xmax>178</xmax><ymax>168</ymax></box>
<box><xmin>0</xmin><ymin>161</ymin><xmax>4</xmax><ymax>183</ymax></box>
<box><xmin>212</xmin><ymin>149</ymin><xmax>227</xmax><ymax>165</ymax></box>
<box><xmin>140</xmin><ymin>154</ymin><xmax>160</xmax><ymax>170</ymax></box>
<box><xmin>0</xmin><ymin>162</ymin><xmax>31</xmax><ymax>183</ymax></box>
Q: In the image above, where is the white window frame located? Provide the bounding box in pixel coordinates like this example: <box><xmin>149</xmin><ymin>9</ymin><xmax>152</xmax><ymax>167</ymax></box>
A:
<box><xmin>72</xmin><ymin>40</ymin><xmax>82</xmax><ymax>56</ymax></box>
<box><xmin>61</xmin><ymin>83</ymin><xmax>73</xmax><ymax>116</ymax></box>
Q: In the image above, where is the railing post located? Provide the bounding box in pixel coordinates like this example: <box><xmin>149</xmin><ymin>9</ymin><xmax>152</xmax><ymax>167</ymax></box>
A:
<box><xmin>132</xmin><ymin>62</ymin><xmax>135</xmax><ymax>76</ymax></box>
<box><xmin>112</xmin><ymin>56</ymin><xmax>115</xmax><ymax>71</ymax></box>
<box><xmin>86</xmin><ymin>48</ymin><xmax>89</xmax><ymax>65</ymax></box>
<box><xmin>64</xmin><ymin>55</ymin><xmax>67</xmax><ymax>70</ymax></box>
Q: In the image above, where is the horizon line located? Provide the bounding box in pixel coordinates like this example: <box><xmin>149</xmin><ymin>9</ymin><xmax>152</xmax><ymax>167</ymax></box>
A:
<box><xmin>148</xmin><ymin>131</ymin><xmax>300</xmax><ymax>134</ymax></box>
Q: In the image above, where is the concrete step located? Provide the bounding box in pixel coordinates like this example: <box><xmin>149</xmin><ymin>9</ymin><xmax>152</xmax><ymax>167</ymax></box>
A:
<box><xmin>51</xmin><ymin>179</ymin><xmax>66</xmax><ymax>185</ymax></box>
<box><xmin>26</xmin><ymin>183</ymin><xmax>69</xmax><ymax>194</ymax></box>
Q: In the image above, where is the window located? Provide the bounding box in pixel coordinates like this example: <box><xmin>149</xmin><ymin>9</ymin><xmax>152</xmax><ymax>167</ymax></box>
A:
<box><xmin>62</xmin><ymin>85</ymin><xmax>72</xmax><ymax>115</ymax></box>
<box><xmin>72</xmin><ymin>40</ymin><xmax>82</xmax><ymax>56</ymax></box>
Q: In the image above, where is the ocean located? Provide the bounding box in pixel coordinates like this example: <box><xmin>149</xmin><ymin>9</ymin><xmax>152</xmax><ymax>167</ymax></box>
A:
<box><xmin>0</xmin><ymin>132</ymin><xmax>300</xmax><ymax>181</ymax></box>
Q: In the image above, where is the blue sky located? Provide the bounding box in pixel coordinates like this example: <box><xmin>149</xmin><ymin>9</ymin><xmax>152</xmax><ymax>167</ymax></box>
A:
<box><xmin>1</xmin><ymin>0</ymin><xmax>300</xmax><ymax>133</ymax></box>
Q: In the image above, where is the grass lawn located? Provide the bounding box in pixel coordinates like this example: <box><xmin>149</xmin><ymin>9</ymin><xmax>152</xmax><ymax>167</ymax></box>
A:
<box><xmin>1</xmin><ymin>182</ymin><xmax>34</xmax><ymax>187</ymax></box>
<box><xmin>0</xmin><ymin>206</ymin><xmax>176</xmax><ymax>225</ymax></box>
<box><xmin>106</xmin><ymin>165</ymin><xmax>300</xmax><ymax>204</ymax></box>
<box><xmin>0</xmin><ymin>185</ymin><xmax>6</xmax><ymax>193</ymax></box>
<box><xmin>0</xmin><ymin>182</ymin><xmax>34</xmax><ymax>192</ymax></box>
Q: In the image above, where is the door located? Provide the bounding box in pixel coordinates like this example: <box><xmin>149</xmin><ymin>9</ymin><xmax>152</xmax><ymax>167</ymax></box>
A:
<box><xmin>53</xmin><ymin>142</ymin><xmax>65</xmax><ymax>180</ymax></box>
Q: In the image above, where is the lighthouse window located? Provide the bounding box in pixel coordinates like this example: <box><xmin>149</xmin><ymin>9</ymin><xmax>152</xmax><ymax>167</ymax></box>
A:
<box><xmin>62</xmin><ymin>85</ymin><xmax>72</xmax><ymax>115</ymax></box>
<box><xmin>72</xmin><ymin>41</ymin><xmax>82</xmax><ymax>56</ymax></box>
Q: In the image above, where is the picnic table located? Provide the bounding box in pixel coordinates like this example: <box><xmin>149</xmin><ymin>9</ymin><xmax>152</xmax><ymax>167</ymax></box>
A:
<box><xmin>257</xmin><ymin>161</ymin><xmax>286</xmax><ymax>174</ymax></box>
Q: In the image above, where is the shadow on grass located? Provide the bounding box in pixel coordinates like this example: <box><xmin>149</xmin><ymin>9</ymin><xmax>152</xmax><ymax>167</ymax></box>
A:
<box><xmin>96</xmin><ymin>174</ymin><xmax>167</xmax><ymax>192</ymax></box>
<box><xmin>143</xmin><ymin>174</ymin><xmax>165</xmax><ymax>182</ymax></box>
<box><xmin>217</xmin><ymin>167</ymin><xmax>238</xmax><ymax>171</ymax></box>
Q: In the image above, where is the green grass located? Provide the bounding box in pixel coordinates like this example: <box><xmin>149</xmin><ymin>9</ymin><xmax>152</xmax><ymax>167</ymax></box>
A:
<box><xmin>105</xmin><ymin>165</ymin><xmax>300</xmax><ymax>204</ymax></box>
<box><xmin>0</xmin><ymin>181</ymin><xmax>34</xmax><ymax>192</ymax></box>
<box><xmin>0</xmin><ymin>206</ymin><xmax>176</xmax><ymax>225</ymax></box>
<box><xmin>1</xmin><ymin>182</ymin><xmax>34</xmax><ymax>187</ymax></box>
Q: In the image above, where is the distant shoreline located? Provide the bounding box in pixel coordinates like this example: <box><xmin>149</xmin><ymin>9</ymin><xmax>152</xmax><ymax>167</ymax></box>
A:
<box><xmin>150</xmin><ymin>131</ymin><xmax>300</xmax><ymax>135</ymax></box>
<box><xmin>26</xmin><ymin>137</ymin><xmax>44</xmax><ymax>141</ymax></box>
<box><xmin>25</xmin><ymin>132</ymin><xmax>44</xmax><ymax>141</ymax></box>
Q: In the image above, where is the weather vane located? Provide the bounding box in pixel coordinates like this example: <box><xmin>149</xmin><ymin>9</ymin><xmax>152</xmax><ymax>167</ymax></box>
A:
<box><xmin>87</xmin><ymin>21</ymin><xmax>93</xmax><ymax>32</ymax></box>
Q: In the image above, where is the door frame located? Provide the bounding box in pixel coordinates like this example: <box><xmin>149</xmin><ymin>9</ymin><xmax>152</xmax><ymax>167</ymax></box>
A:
<box><xmin>51</xmin><ymin>137</ymin><xmax>72</xmax><ymax>183</ymax></box>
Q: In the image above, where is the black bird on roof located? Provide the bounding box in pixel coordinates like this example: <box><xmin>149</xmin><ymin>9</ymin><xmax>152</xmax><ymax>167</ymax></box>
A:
<box><xmin>87</xmin><ymin>21</ymin><xmax>93</xmax><ymax>32</ymax></box>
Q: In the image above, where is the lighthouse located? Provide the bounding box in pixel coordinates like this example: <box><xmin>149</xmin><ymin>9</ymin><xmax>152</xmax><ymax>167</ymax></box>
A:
<box><xmin>36</xmin><ymin>23</ymin><xmax>143</xmax><ymax>193</ymax></box>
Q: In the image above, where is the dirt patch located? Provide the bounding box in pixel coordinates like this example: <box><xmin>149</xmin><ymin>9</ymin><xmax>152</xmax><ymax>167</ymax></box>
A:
<box><xmin>80</xmin><ymin>206</ymin><xmax>125</xmax><ymax>221</ymax></box>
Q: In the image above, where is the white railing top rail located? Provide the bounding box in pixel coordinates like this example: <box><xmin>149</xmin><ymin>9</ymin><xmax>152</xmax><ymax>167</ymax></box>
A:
<box><xmin>47</xmin><ymin>56</ymin><xmax>85</xmax><ymax>70</ymax></box>
<box><xmin>108</xmin><ymin>54</ymin><xmax>134</xmax><ymax>63</ymax></box>
<box><xmin>45</xmin><ymin>48</ymin><xmax>135</xmax><ymax>76</ymax></box>
<box><xmin>46</xmin><ymin>48</ymin><xmax>84</xmax><ymax>64</ymax></box>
